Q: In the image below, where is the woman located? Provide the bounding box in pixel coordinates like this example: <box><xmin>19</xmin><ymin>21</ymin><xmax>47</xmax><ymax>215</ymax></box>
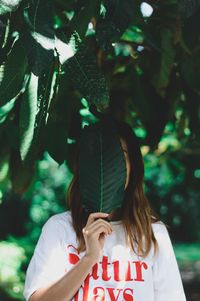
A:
<box><xmin>23</xmin><ymin>119</ymin><xmax>186</xmax><ymax>301</ymax></box>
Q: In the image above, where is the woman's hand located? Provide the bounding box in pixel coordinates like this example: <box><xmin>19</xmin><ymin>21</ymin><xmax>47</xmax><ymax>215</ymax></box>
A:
<box><xmin>82</xmin><ymin>212</ymin><xmax>113</xmax><ymax>263</ymax></box>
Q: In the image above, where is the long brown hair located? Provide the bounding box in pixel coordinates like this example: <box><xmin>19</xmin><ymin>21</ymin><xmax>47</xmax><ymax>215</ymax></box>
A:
<box><xmin>66</xmin><ymin>120</ymin><xmax>161</xmax><ymax>258</ymax></box>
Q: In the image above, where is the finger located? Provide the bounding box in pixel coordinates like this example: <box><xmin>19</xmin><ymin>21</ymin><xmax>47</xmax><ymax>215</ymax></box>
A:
<box><xmin>82</xmin><ymin>220</ymin><xmax>112</xmax><ymax>236</ymax></box>
<box><xmin>83</xmin><ymin>225</ymin><xmax>111</xmax><ymax>238</ymax></box>
<box><xmin>85</xmin><ymin>224</ymin><xmax>111</xmax><ymax>236</ymax></box>
<box><xmin>93</xmin><ymin>218</ymin><xmax>113</xmax><ymax>231</ymax></box>
<box><xmin>90</xmin><ymin>225</ymin><xmax>111</xmax><ymax>238</ymax></box>
<box><xmin>86</xmin><ymin>218</ymin><xmax>113</xmax><ymax>232</ymax></box>
<box><xmin>86</xmin><ymin>212</ymin><xmax>109</xmax><ymax>226</ymax></box>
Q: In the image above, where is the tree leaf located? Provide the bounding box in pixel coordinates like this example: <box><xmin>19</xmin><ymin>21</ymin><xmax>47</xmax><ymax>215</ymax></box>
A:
<box><xmin>64</xmin><ymin>38</ymin><xmax>110</xmax><ymax>110</ymax></box>
<box><xmin>19</xmin><ymin>61</ymin><xmax>55</xmax><ymax>162</ymax></box>
<box><xmin>0</xmin><ymin>7</ymin><xmax>24</xmax><ymax>65</ymax></box>
<box><xmin>181</xmin><ymin>49</ymin><xmax>200</xmax><ymax>93</ymax></box>
<box><xmin>0</xmin><ymin>15</ymin><xmax>8</xmax><ymax>50</ymax></box>
<box><xmin>121</xmin><ymin>25</ymin><xmax>144</xmax><ymax>44</ymax></box>
<box><xmin>182</xmin><ymin>9</ymin><xmax>200</xmax><ymax>51</ymax></box>
<box><xmin>0</xmin><ymin>97</ymin><xmax>16</xmax><ymax>124</ymax></box>
<box><xmin>79</xmin><ymin>118</ymin><xmax>126</xmax><ymax>214</ymax></box>
<box><xmin>23</xmin><ymin>0</ymin><xmax>54</xmax><ymax>37</ymax></box>
<box><xmin>0</xmin><ymin>0</ymin><xmax>23</xmax><ymax>15</ymax></box>
<box><xmin>178</xmin><ymin>0</ymin><xmax>200</xmax><ymax>18</ymax></box>
<box><xmin>23</xmin><ymin>0</ymin><xmax>55</xmax><ymax>75</ymax></box>
<box><xmin>111</xmin><ymin>63</ymin><xmax>179</xmax><ymax>148</ymax></box>
<box><xmin>19</xmin><ymin>72</ymin><xmax>38</xmax><ymax>161</ymax></box>
<box><xmin>0</xmin><ymin>73</ymin><xmax>29</xmax><ymax>124</ymax></box>
<box><xmin>151</xmin><ymin>28</ymin><xmax>176</xmax><ymax>97</ymax></box>
<box><xmin>44</xmin><ymin>71</ymin><xmax>82</xmax><ymax>165</ymax></box>
<box><xmin>9</xmin><ymin>148</ymin><xmax>35</xmax><ymax>195</ymax></box>
<box><xmin>70</xmin><ymin>0</ymin><xmax>101</xmax><ymax>39</ymax></box>
<box><xmin>96</xmin><ymin>0</ymin><xmax>142</xmax><ymax>50</ymax></box>
<box><xmin>183</xmin><ymin>84</ymin><xmax>200</xmax><ymax>140</ymax></box>
<box><xmin>0</xmin><ymin>37</ymin><xmax>28</xmax><ymax>106</ymax></box>
<box><xmin>55</xmin><ymin>29</ymin><xmax>81</xmax><ymax>65</ymax></box>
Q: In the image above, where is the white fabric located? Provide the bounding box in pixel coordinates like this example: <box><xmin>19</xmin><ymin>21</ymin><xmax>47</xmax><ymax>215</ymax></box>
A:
<box><xmin>23</xmin><ymin>211</ymin><xmax>186</xmax><ymax>301</ymax></box>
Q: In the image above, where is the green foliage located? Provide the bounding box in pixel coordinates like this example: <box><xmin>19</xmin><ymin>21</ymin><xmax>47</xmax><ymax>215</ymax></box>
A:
<box><xmin>0</xmin><ymin>153</ymin><xmax>72</xmax><ymax>300</ymax></box>
<box><xmin>0</xmin><ymin>0</ymin><xmax>199</xmax><ymax>193</ymax></box>
<box><xmin>144</xmin><ymin>124</ymin><xmax>200</xmax><ymax>242</ymax></box>
<box><xmin>63</xmin><ymin>31</ymin><xmax>110</xmax><ymax>108</ymax></box>
<box><xmin>0</xmin><ymin>4</ymin><xmax>199</xmax><ymax>300</ymax></box>
<box><xmin>174</xmin><ymin>243</ymin><xmax>200</xmax><ymax>263</ymax></box>
<box><xmin>96</xmin><ymin>0</ymin><xmax>142</xmax><ymax>50</ymax></box>
<box><xmin>0</xmin><ymin>241</ymin><xmax>25</xmax><ymax>299</ymax></box>
<box><xmin>0</xmin><ymin>38</ymin><xmax>28</xmax><ymax>107</ymax></box>
<box><xmin>0</xmin><ymin>0</ymin><xmax>22</xmax><ymax>15</ymax></box>
<box><xmin>0</xmin><ymin>98</ymin><xmax>16</xmax><ymax>124</ymax></box>
<box><xmin>79</xmin><ymin>119</ymin><xmax>126</xmax><ymax>213</ymax></box>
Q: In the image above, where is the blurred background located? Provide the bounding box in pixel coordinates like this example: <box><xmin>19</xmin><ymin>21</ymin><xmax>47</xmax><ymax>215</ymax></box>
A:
<box><xmin>0</xmin><ymin>0</ymin><xmax>199</xmax><ymax>300</ymax></box>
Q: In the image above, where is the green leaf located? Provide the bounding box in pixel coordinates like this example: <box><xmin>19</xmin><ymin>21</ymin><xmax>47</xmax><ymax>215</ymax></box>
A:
<box><xmin>0</xmin><ymin>15</ymin><xmax>8</xmax><ymax>50</ymax></box>
<box><xmin>0</xmin><ymin>8</ymin><xmax>23</xmax><ymax>65</ymax></box>
<box><xmin>96</xmin><ymin>0</ymin><xmax>142</xmax><ymax>50</ymax></box>
<box><xmin>34</xmin><ymin>62</ymin><xmax>56</xmax><ymax>141</ymax></box>
<box><xmin>0</xmin><ymin>98</ymin><xmax>16</xmax><ymax>124</ymax></box>
<box><xmin>79</xmin><ymin>118</ymin><xmax>126</xmax><ymax>214</ymax></box>
<box><xmin>181</xmin><ymin>49</ymin><xmax>200</xmax><ymax>93</ymax></box>
<box><xmin>22</xmin><ymin>31</ymin><xmax>55</xmax><ymax>76</ymax></box>
<box><xmin>9</xmin><ymin>148</ymin><xmax>35</xmax><ymax>195</ymax></box>
<box><xmin>44</xmin><ymin>71</ymin><xmax>82</xmax><ymax>165</ymax></box>
<box><xmin>55</xmin><ymin>30</ymin><xmax>81</xmax><ymax>65</ymax></box>
<box><xmin>29</xmin><ymin>28</ymin><xmax>81</xmax><ymax>66</ymax></box>
<box><xmin>19</xmin><ymin>72</ymin><xmax>38</xmax><ymax>161</ymax></box>
<box><xmin>0</xmin><ymin>141</ymin><xmax>10</xmax><ymax>183</ymax></box>
<box><xmin>19</xmin><ymin>61</ymin><xmax>55</xmax><ymax>162</ymax></box>
<box><xmin>0</xmin><ymin>0</ymin><xmax>22</xmax><ymax>15</ymax></box>
<box><xmin>183</xmin><ymin>85</ymin><xmax>200</xmax><ymax>139</ymax></box>
<box><xmin>23</xmin><ymin>0</ymin><xmax>55</xmax><ymax>75</ymax></box>
<box><xmin>121</xmin><ymin>26</ymin><xmax>144</xmax><ymax>44</ymax></box>
<box><xmin>0</xmin><ymin>73</ymin><xmax>29</xmax><ymax>124</ymax></box>
<box><xmin>70</xmin><ymin>0</ymin><xmax>101</xmax><ymax>39</ymax></box>
<box><xmin>151</xmin><ymin>28</ymin><xmax>176</xmax><ymax>97</ymax></box>
<box><xmin>64</xmin><ymin>38</ymin><xmax>110</xmax><ymax>110</ymax></box>
<box><xmin>178</xmin><ymin>0</ymin><xmax>200</xmax><ymax>18</ymax></box>
<box><xmin>113</xmin><ymin>64</ymin><xmax>178</xmax><ymax>148</ymax></box>
<box><xmin>0</xmin><ymin>38</ymin><xmax>28</xmax><ymax>106</ymax></box>
<box><xmin>45</xmin><ymin>122</ymin><xmax>68</xmax><ymax>165</ymax></box>
<box><xmin>23</xmin><ymin>0</ymin><xmax>54</xmax><ymax>37</ymax></box>
<box><xmin>182</xmin><ymin>9</ymin><xmax>200</xmax><ymax>51</ymax></box>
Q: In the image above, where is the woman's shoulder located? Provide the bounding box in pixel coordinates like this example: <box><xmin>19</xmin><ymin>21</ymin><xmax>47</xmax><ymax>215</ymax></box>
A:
<box><xmin>151</xmin><ymin>217</ymin><xmax>169</xmax><ymax>235</ymax></box>
<box><xmin>42</xmin><ymin>210</ymin><xmax>73</xmax><ymax>234</ymax></box>
<box><xmin>47</xmin><ymin>210</ymin><xmax>72</xmax><ymax>223</ymax></box>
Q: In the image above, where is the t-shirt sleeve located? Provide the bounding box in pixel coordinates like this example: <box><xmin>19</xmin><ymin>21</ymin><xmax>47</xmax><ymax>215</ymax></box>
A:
<box><xmin>23</xmin><ymin>216</ymin><xmax>65</xmax><ymax>301</ymax></box>
<box><xmin>152</xmin><ymin>223</ymin><xmax>186</xmax><ymax>301</ymax></box>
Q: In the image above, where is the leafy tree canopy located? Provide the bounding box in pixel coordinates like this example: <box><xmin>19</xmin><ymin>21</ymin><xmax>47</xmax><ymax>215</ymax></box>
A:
<box><xmin>0</xmin><ymin>0</ymin><xmax>199</xmax><ymax>194</ymax></box>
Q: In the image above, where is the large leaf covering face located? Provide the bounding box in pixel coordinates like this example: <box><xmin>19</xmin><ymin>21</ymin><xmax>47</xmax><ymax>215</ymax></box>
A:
<box><xmin>79</xmin><ymin>118</ymin><xmax>127</xmax><ymax>215</ymax></box>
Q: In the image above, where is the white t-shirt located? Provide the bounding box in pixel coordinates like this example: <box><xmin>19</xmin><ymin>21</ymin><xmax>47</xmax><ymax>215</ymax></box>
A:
<box><xmin>23</xmin><ymin>210</ymin><xmax>186</xmax><ymax>301</ymax></box>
